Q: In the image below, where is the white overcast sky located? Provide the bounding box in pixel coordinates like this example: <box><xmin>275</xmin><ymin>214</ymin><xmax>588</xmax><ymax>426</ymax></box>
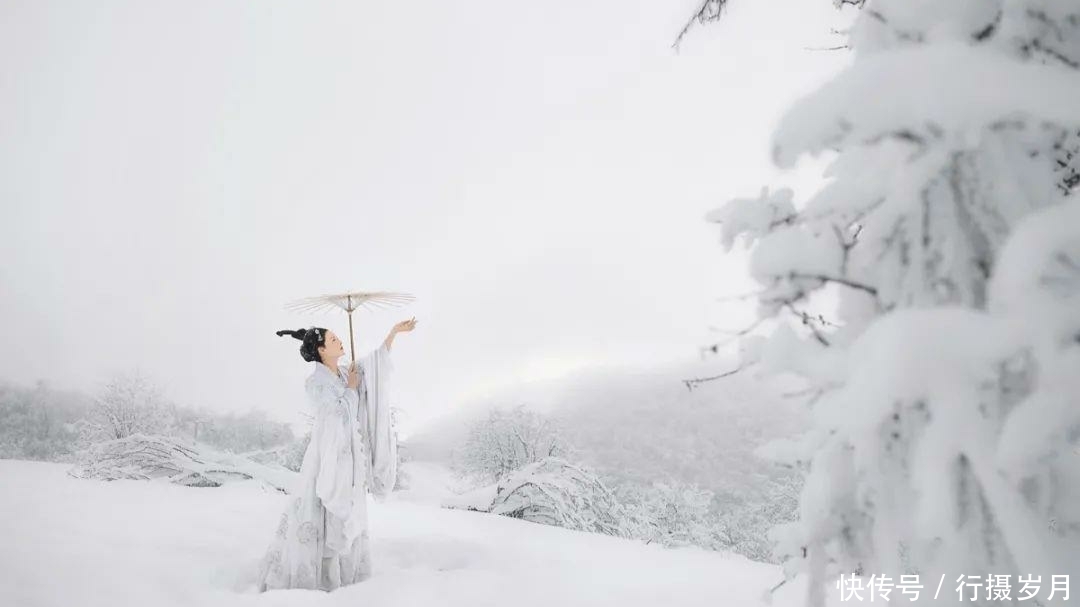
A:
<box><xmin>0</xmin><ymin>0</ymin><xmax>851</xmax><ymax>434</ymax></box>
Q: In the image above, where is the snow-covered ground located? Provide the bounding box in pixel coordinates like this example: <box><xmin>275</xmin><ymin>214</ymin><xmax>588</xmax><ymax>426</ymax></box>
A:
<box><xmin>0</xmin><ymin>458</ymin><xmax>843</xmax><ymax>607</ymax></box>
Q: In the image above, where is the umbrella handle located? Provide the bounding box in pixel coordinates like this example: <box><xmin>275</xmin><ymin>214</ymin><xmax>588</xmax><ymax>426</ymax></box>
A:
<box><xmin>347</xmin><ymin>309</ymin><xmax>356</xmax><ymax>364</ymax></box>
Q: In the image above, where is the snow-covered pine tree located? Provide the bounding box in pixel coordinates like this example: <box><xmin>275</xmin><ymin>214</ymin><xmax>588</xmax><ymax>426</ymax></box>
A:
<box><xmin>706</xmin><ymin>2</ymin><xmax>1080</xmax><ymax>605</ymax></box>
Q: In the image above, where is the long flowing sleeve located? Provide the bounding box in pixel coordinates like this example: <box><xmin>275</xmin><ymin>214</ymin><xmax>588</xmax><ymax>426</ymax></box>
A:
<box><xmin>358</xmin><ymin>343</ymin><xmax>398</xmax><ymax>501</ymax></box>
<box><xmin>304</xmin><ymin>373</ymin><xmax>359</xmax><ymax>520</ymax></box>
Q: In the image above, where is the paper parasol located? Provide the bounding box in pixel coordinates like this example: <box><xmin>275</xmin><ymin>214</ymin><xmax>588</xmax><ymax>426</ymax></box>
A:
<box><xmin>284</xmin><ymin>290</ymin><xmax>415</xmax><ymax>363</ymax></box>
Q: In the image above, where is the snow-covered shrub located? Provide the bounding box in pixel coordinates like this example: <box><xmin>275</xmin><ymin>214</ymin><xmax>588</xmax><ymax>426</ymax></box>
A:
<box><xmin>615</xmin><ymin>480</ymin><xmax>723</xmax><ymax>549</ymax></box>
<box><xmin>705</xmin><ymin>2</ymin><xmax>1080</xmax><ymax>604</ymax></box>
<box><xmin>715</xmin><ymin>472</ymin><xmax>803</xmax><ymax>563</ymax></box>
<box><xmin>611</xmin><ymin>472</ymin><xmax>801</xmax><ymax>563</ymax></box>
<box><xmin>70</xmin><ymin>433</ymin><xmax>218</xmax><ymax>483</ymax></box>
<box><xmin>452</xmin><ymin>404</ymin><xmax>567</xmax><ymax>485</ymax></box>
<box><xmin>489</xmin><ymin>456</ymin><xmax>630</xmax><ymax>537</ymax></box>
<box><xmin>425</xmin><ymin>363</ymin><xmax>807</xmax><ymax>562</ymax></box>
<box><xmin>68</xmin><ymin>433</ymin><xmax>295</xmax><ymax>491</ymax></box>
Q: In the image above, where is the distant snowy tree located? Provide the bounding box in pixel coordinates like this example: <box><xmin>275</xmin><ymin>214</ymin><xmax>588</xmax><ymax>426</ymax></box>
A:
<box><xmin>705</xmin><ymin>2</ymin><xmax>1080</xmax><ymax>605</ymax></box>
<box><xmin>281</xmin><ymin>430</ymin><xmax>310</xmax><ymax>473</ymax></box>
<box><xmin>453</xmin><ymin>404</ymin><xmax>567</xmax><ymax>484</ymax></box>
<box><xmin>173</xmin><ymin>408</ymin><xmax>294</xmax><ymax>454</ymax></box>
<box><xmin>81</xmin><ymin>370</ymin><xmax>178</xmax><ymax>443</ymax></box>
<box><xmin>0</xmin><ymin>381</ymin><xmax>87</xmax><ymax>461</ymax></box>
<box><xmin>0</xmin><ymin>376</ymin><xmax>304</xmax><ymax>466</ymax></box>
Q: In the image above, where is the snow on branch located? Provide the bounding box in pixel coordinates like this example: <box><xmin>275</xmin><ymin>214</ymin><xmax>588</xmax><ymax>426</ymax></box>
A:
<box><xmin>772</xmin><ymin>43</ymin><xmax>1080</xmax><ymax>168</ymax></box>
<box><xmin>706</xmin><ymin>187</ymin><xmax>798</xmax><ymax>251</ymax></box>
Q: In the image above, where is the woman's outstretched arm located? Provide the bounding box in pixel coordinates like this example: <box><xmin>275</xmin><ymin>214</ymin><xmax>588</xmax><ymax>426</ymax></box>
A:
<box><xmin>360</xmin><ymin>317</ymin><xmax>416</xmax><ymax>499</ymax></box>
<box><xmin>381</xmin><ymin>317</ymin><xmax>417</xmax><ymax>352</ymax></box>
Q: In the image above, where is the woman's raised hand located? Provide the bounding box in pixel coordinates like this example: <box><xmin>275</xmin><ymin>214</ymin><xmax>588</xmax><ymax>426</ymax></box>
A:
<box><xmin>383</xmin><ymin>317</ymin><xmax>417</xmax><ymax>352</ymax></box>
<box><xmin>346</xmin><ymin>362</ymin><xmax>359</xmax><ymax>389</ymax></box>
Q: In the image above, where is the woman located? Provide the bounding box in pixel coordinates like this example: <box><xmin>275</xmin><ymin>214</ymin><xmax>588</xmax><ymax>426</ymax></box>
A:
<box><xmin>256</xmin><ymin>317</ymin><xmax>417</xmax><ymax>592</ymax></box>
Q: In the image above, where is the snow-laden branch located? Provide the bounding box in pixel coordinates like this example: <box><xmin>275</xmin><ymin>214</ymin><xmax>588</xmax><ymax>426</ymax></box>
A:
<box><xmin>772</xmin><ymin>42</ymin><xmax>1080</xmax><ymax>168</ymax></box>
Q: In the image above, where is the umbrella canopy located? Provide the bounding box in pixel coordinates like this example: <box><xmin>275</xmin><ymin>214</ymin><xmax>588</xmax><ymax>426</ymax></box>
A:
<box><xmin>284</xmin><ymin>290</ymin><xmax>415</xmax><ymax>362</ymax></box>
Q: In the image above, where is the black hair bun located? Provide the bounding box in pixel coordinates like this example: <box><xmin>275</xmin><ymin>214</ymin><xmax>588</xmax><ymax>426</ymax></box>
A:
<box><xmin>276</xmin><ymin>328</ymin><xmax>306</xmax><ymax>340</ymax></box>
<box><xmin>277</xmin><ymin>327</ymin><xmax>326</xmax><ymax>363</ymax></box>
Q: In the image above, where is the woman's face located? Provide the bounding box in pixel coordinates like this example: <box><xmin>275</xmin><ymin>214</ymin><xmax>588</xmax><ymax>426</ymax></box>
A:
<box><xmin>319</xmin><ymin>330</ymin><xmax>346</xmax><ymax>361</ymax></box>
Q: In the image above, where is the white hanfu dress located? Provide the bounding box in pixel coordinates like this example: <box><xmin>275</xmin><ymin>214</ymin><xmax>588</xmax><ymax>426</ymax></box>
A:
<box><xmin>256</xmin><ymin>343</ymin><xmax>398</xmax><ymax>592</ymax></box>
